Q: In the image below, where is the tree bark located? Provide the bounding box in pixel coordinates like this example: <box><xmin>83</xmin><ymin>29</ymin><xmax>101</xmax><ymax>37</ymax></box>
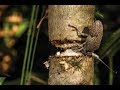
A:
<box><xmin>48</xmin><ymin>5</ymin><xmax>95</xmax><ymax>85</ymax></box>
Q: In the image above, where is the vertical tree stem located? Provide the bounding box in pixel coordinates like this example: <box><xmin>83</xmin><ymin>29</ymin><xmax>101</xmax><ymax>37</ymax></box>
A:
<box><xmin>109</xmin><ymin>56</ymin><xmax>113</xmax><ymax>85</ymax></box>
<box><xmin>24</xmin><ymin>5</ymin><xmax>39</xmax><ymax>84</ymax></box>
<box><xmin>28</xmin><ymin>5</ymin><xmax>47</xmax><ymax>82</ymax></box>
<box><xmin>20</xmin><ymin>5</ymin><xmax>36</xmax><ymax>85</ymax></box>
<box><xmin>48</xmin><ymin>5</ymin><xmax>95</xmax><ymax>85</ymax></box>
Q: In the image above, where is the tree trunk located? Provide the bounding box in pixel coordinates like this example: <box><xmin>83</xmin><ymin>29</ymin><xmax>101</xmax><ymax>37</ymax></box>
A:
<box><xmin>47</xmin><ymin>5</ymin><xmax>95</xmax><ymax>85</ymax></box>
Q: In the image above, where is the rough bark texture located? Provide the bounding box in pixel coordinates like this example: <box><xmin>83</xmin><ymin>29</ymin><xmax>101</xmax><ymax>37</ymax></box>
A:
<box><xmin>48</xmin><ymin>5</ymin><xmax>95</xmax><ymax>85</ymax></box>
<box><xmin>48</xmin><ymin>5</ymin><xmax>95</xmax><ymax>45</ymax></box>
<box><xmin>48</xmin><ymin>55</ymin><xmax>93</xmax><ymax>85</ymax></box>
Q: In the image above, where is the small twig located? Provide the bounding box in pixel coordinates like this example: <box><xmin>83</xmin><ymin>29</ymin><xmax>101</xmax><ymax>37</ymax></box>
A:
<box><xmin>37</xmin><ymin>10</ymin><xmax>48</xmax><ymax>29</ymax></box>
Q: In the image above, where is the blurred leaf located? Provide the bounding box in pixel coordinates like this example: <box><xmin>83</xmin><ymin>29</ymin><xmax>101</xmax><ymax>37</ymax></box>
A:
<box><xmin>15</xmin><ymin>20</ymin><xmax>29</xmax><ymax>38</ymax></box>
<box><xmin>95</xmin><ymin>29</ymin><xmax>120</xmax><ymax>84</ymax></box>
<box><xmin>99</xmin><ymin>29</ymin><xmax>120</xmax><ymax>59</ymax></box>
<box><xmin>107</xmin><ymin>38</ymin><xmax>120</xmax><ymax>57</ymax></box>
<box><xmin>95</xmin><ymin>11</ymin><xmax>104</xmax><ymax>19</ymax></box>
<box><xmin>0</xmin><ymin>77</ymin><xmax>6</xmax><ymax>85</ymax></box>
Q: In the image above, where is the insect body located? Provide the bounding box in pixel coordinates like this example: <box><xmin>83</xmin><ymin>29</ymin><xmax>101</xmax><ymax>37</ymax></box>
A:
<box><xmin>68</xmin><ymin>20</ymin><xmax>103</xmax><ymax>55</ymax></box>
<box><xmin>68</xmin><ymin>20</ymin><xmax>117</xmax><ymax>74</ymax></box>
<box><xmin>84</xmin><ymin>20</ymin><xmax>103</xmax><ymax>53</ymax></box>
